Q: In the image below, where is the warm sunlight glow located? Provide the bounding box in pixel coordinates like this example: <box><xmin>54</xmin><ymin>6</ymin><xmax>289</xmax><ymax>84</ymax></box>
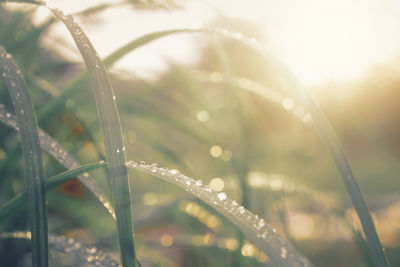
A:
<box><xmin>217</xmin><ymin>0</ymin><xmax>400</xmax><ymax>86</ymax></box>
<box><xmin>33</xmin><ymin>0</ymin><xmax>400</xmax><ymax>87</ymax></box>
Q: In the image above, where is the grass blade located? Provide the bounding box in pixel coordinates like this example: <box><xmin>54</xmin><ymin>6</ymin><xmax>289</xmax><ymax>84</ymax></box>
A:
<box><xmin>0</xmin><ymin>103</ymin><xmax>116</xmax><ymax>220</ymax></box>
<box><xmin>97</xmin><ymin>27</ymin><xmax>388</xmax><ymax>266</ymax></box>
<box><xmin>0</xmin><ymin>46</ymin><xmax>48</xmax><ymax>267</ymax></box>
<box><xmin>47</xmin><ymin>7</ymin><xmax>136</xmax><ymax>266</ymax></box>
<box><xmin>2</xmin><ymin>232</ymin><xmax>120</xmax><ymax>267</ymax></box>
<box><xmin>0</xmin><ymin>163</ymin><xmax>106</xmax><ymax>220</ymax></box>
<box><xmin>125</xmin><ymin>160</ymin><xmax>312</xmax><ymax>267</ymax></box>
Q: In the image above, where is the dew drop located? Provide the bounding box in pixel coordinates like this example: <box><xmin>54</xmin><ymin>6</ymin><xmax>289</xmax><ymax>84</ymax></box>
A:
<box><xmin>238</xmin><ymin>206</ymin><xmax>245</xmax><ymax>214</ymax></box>
<box><xmin>87</xmin><ymin>255</ymin><xmax>95</xmax><ymax>262</ymax></box>
<box><xmin>216</xmin><ymin>192</ymin><xmax>227</xmax><ymax>201</ymax></box>
<box><xmin>169</xmin><ymin>169</ymin><xmax>179</xmax><ymax>175</ymax></box>
<box><xmin>116</xmin><ymin>149</ymin><xmax>120</xmax><ymax>153</ymax></box>
<box><xmin>99</xmin><ymin>160</ymin><xmax>105</xmax><ymax>164</ymax></box>
<box><xmin>280</xmin><ymin>247</ymin><xmax>287</xmax><ymax>259</ymax></box>
<box><xmin>86</xmin><ymin>247</ymin><xmax>97</xmax><ymax>254</ymax></box>
<box><xmin>112</xmin><ymin>96</ymin><xmax>116</xmax><ymax>100</ymax></box>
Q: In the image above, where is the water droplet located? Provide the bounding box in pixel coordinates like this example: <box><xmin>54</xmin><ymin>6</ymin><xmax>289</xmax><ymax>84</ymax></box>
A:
<box><xmin>20</xmin><ymin>110</ymin><xmax>24</xmax><ymax>114</ymax></box>
<box><xmin>150</xmin><ymin>164</ymin><xmax>158</xmax><ymax>173</ymax></box>
<box><xmin>87</xmin><ymin>255</ymin><xmax>95</xmax><ymax>262</ymax></box>
<box><xmin>122</xmin><ymin>146</ymin><xmax>126</xmax><ymax>151</ymax></box>
<box><xmin>11</xmin><ymin>82</ymin><xmax>16</xmax><ymax>87</ymax></box>
<box><xmin>86</xmin><ymin>247</ymin><xmax>97</xmax><ymax>254</ymax></box>
<box><xmin>216</xmin><ymin>192</ymin><xmax>227</xmax><ymax>201</ymax></box>
<box><xmin>6</xmin><ymin>54</ymin><xmax>11</xmax><ymax>59</ymax></box>
<box><xmin>16</xmin><ymin>70</ymin><xmax>21</xmax><ymax>74</ymax></box>
<box><xmin>280</xmin><ymin>247</ymin><xmax>287</xmax><ymax>259</ymax></box>
<box><xmin>238</xmin><ymin>206</ymin><xmax>245</xmax><ymax>214</ymax></box>
<box><xmin>195</xmin><ymin>180</ymin><xmax>203</xmax><ymax>186</ymax></box>
<box><xmin>282</xmin><ymin>98</ymin><xmax>294</xmax><ymax>110</ymax></box>
<box><xmin>258</xmin><ymin>219</ymin><xmax>265</xmax><ymax>228</ymax></box>
<box><xmin>112</xmin><ymin>96</ymin><xmax>116</xmax><ymax>100</ymax></box>
<box><xmin>169</xmin><ymin>169</ymin><xmax>179</xmax><ymax>175</ymax></box>
<box><xmin>186</xmin><ymin>180</ymin><xmax>191</xmax><ymax>185</ymax></box>
<box><xmin>2</xmin><ymin>73</ymin><xmax>6</xmax><ymax>77</ymax></box>
<box><xmin>72</xmin><ymin>242</ymin><xmax>81</xmax><ymax>250</ymax></box>
<box><xmin>99</xmin><ymin>160</ymin><xmax>105</xmax><ymax>164</ymax></box>
<box><xmin>116</xmin><ymin>149</ymin><xmax>120</xmax><ymax>153</ymax></box>
<box><xmin>5</xmin><ymin>113</ymin><xmax>11</xmax><ymax>118</ymax></box>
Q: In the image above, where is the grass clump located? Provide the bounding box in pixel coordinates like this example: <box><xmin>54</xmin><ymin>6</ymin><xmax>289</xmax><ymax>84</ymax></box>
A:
<box><xmin>0</xmin><ymin>1</ymin><xmax>396</xmax><ymax>267</ymax></box>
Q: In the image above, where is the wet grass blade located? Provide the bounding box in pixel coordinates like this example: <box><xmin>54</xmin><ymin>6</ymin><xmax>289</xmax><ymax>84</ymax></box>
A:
<box><xmin>0</xmin><ymin>46</ymin><xmax>48</xmax><ymax>267</ymax></box>
<box><xmin>98</xmin><ymin>28</ymin><xmax>388</xmax><ymax>266</ymax></box>
<box><xmin>2</xmin><ymin>232</ymin><xmax>120</xmax><ymax>267</ymax></box>
<box><xmin>0</xmin><ymin>103</ymin><xmax>116</xmax><ymax>220</ymax></box>
<box><xmin>125</xmin><ymin>160</ymin><xmax>312</xmax><ymax>267</ymax></box>
<box><xmin>0</xmin><ymin>163</ymin><xmax>106</xmax><ymax>221</ymax></box>
<box><xmin>48</xmin><ymin>7</ymin><xmax>136</xmax><ymax>267</ymax></box>
<box><xmin>36</xmin><ymin>29</ymin><xmax>198</xmax><ymax>121</ymax></box>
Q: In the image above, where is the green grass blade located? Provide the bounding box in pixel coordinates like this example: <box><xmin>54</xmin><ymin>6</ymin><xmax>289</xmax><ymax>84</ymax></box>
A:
<box><xmin>48</xmin><ymin>8</ymin><xmax>136</xmax><ymax>267</ymax></box>
<box><xmin>0</xmin><ymin>163</ymin><xmax>106</xmax><ymax>221</ymax></box>
<box><xmin>36</xmin><ymin>29</ymin><xmax>198</xmax><ymax>121</ymax></box>
<box><xmin>0</xmin><ymin>46</ymin><xmax>48</xmax><ymax>267</ymax></box>
<box><xmin>301</xmin><ymin>96</ymin><xmax>389</xmax><ymax>267</ymax></box>
<box><xmin>126</xmin><ymin>160</ymin><xmax>312</xmax><ymax>267</ymax></box>
<box><xmin>103</xmin><ymin>29</ymin><xmax>199</xmax><ymax>67</ymax></box>
<box><xmin>98</xmin><ymin>27</ymin><xmax>387</xmax><ymax>266</ymax></box>
<box><xmin>0</xmin><ymin>103</ymin><xmax>116</xmax><ymax>220</ymax></box>
<box><xmin>2</xmin><ymin>232</ymin><xmax>121</xmax><ymax>267</ymax></box>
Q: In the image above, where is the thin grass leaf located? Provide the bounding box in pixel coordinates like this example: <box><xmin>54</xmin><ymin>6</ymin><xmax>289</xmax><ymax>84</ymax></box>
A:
<box><xmin>46</xmin><ymin>7</ymin><xmax>136</xmax><ymax>266</ymax></box>
<box><xmin>193</xmin><ymin>70</ymin><xmax>309</xmax><ymax>122</ymax></box>
<box><xmin>95</xmin><ymin>27</ymin><xmax>389</xmax><ymax>266</ymax></box>
<box><xmin>246</xmin><ymin>172</ymin><xmax>336</xmax><ymax>209</ymax></box>
<box><xmin>0</xmin><ymin>163</ymin><xmax>106</xmax><ymax>220</ymax></box>
<box><xmin>0</xmin><ymin>103</ymin><xmax>116</xmax><ymax>220</ymax></box>
<box><xmin>1</xmin><ymin>232</ymin><xmax>121</xmax><ymax>267</ymax></box>
<box><xmin>125</xmin><ymin>160</ymin><xmax>312</xmax><ymax>267</ymax></box>
<box><xmin>0</xmin><ymin>46</ymin><xmax>48</xmax><ymax>267</ymax></box>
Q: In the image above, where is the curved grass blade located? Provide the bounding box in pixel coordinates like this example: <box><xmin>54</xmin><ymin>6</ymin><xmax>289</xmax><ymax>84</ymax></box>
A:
<box><xmin>0</xmin><ymin>46</ymin><xmax>48</xmax><ymax>267</ymax></box>
<box><xmin>47</xmin><ymin>7</ymin><xmax>136</xmax><ymax>266</ymax></box>
<box><xmin>125</xmin><ymin>160</ymin><xmax>312</xmax><ymax>267</ymax></box>
<box><xmin>96</xmin><ymin>27</ymin><xmax>388</xmax><ymax>266</ymax></box>
<box><xmin>193</xmin><ymin>70</ymin><xmax>310</xmax><ymax>123</ymax></box>
<box><xmin>0</xmin><ymin>163</ymin><xmax>106</xmax><ymax>220</ymax></box>
<box><xmin>0</xmin><ymin>103</ymin><xmax>116</xmax><ymax>220</ymax></box>
<box><xmin>1</xmin><ymin>232</ymin><xmax>121</xmax><ymax>267</ymax></box>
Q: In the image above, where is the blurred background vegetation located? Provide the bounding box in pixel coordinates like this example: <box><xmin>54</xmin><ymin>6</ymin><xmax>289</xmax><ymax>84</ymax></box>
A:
<box><xmin>0</xmin><ymin>1</ymin><xmax>399</xmax><ymax>266</ymax></box>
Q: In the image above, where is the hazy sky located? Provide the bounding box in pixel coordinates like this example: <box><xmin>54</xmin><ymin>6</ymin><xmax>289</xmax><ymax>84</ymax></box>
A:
<box><xmin>31</xmin><ymin>0</ymin><xmax>400</xmax><ymax>86</ymax></box>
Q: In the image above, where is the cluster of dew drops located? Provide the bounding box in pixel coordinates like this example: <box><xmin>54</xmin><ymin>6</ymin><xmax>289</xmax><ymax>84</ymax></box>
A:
<box><xmin>124</xmin><ymin>160</ymin><xmax>292</xmax><ymax>260</ymax></box>
<box><xmin>52</xmin><ymin>235</ymin><xmax>121</xmax><ymax>267</ymax></box>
